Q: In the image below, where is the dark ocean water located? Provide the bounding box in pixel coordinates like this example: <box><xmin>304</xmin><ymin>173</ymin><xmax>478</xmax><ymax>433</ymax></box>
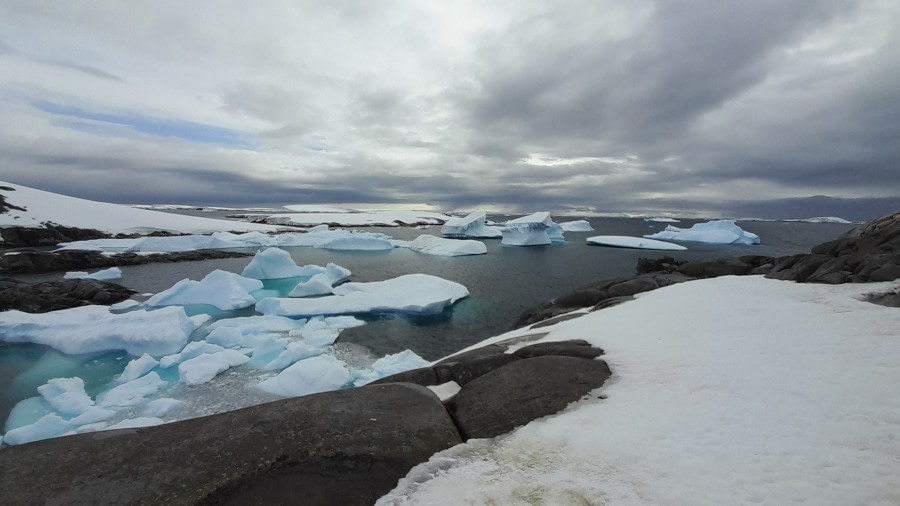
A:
<box><xmin>1</xmin><ymin>217</ymin><xmax>855</xmax><ymax>425</ymax></box>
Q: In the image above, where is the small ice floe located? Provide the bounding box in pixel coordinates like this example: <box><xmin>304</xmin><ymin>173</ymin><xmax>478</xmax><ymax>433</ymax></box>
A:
<box><xmin>63</xmin><ymin>267</ymin><xmax>123</xmax><ymax>281</ymax></box>
<box><xmin>403</xmin><ymin>235</ymin><xmax>487</xmax><ymax>256</ymax></box>
<box><xmin>258</xmin><ymin>354</ymin><xmax>351</xmax><ymax>397</ymax></box>
<box><xmin>587</xmin><ymin>235</ymin><xmax>688</xmax><ymax>251</ymax></box>
<box><xmin>644</xmin><ymin>220</ymin><xmax>760</xmax><ymax>245</ymax></box>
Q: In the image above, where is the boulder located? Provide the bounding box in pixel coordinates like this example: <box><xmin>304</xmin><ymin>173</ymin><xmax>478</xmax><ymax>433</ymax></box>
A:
<box><xmin>513</xmin><ymin>339</ymin><xmax>604</xmax><ymax>360</ymax></box>
<box><xmin>446</xmin><ymin>356</ymin><xmax>611</xmax><ymax>440</ymax></box>
<box><xmin>0</xmin><ymin>383</ymin><xmax>462</xmax><ymax>506</ymax></box>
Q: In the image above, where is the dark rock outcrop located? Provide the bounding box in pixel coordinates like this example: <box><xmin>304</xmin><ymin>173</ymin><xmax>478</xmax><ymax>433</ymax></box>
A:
<box><xmin>0</xmin><ymin>249</ymin><xmax>253</xmax><ymax>274</ymax></box>
<box><xmin>0</xmin><ymin>224</ymin><xmax>110</xmax><ymax>248</ymax></box>
<box><xmin>0</xmin><ymin>383</ymin><xmax>463</xmax><ymax>506</ymax></box>
<box><xmin>0</xmin><ymin>277</ymin><xmax>135</xmax><ymax>312</ymax></box>
<box><xmin>446</xmin><ymin>355</ymin><xmax>611</xmax><ymax>440</ymax></box>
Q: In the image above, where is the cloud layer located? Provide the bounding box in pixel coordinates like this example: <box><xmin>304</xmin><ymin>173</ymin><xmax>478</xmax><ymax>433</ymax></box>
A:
<box><xmin>1</xmin><ymin>1</ymin><xmax>898</xmax><ymax>220</ymax></box>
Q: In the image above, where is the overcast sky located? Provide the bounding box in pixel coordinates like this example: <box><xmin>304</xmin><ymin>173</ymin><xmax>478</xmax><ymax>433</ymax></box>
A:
<box><xmin>1</xmin><ymin>1</ymin><xmax>898</xmax><ymax>220</ymax></box>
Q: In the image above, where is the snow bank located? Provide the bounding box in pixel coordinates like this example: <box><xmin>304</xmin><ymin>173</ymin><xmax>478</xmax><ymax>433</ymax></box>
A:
<box><xmin>644</xmin><ymin>219</ymin><xmax>760</xmax><ymax>245</ymax></box>
<box><xmin>379</xmin><ymin>277</ymin><xmax>900</xmax><ymax>505</ymax></box>
<box><xmin>256</xmin><ymin>274</ymin><xmax>469</xmax><ymax>317</ymax></box>
<box><xmin>405</xmin><ymin>235</ymin><xmax>487</xmax><ymax>256</ymax></box>
<box><xmin>441</xmin><ymin>212</ymin><xmax>503</xmax><ymax>238</ymax></box>
<box><xmin>0</xmin><ymin>305</ymin><xmax>200</xmax><ymax>357</ymax></box>
<box><xmin>145</xmin><ymin>270</ymin><xmax>263</xmax><ymax>310</ymax></box>
<box><xmin>0</xmin><ymin>181</ymin><xmax>281</xmax><ymax>235</ymax></box>
<box><xmin>63</xmin><ymin>267</ymin><xmax>122</xmax><ymax>281</ymax></box>
<box><xmin>558</xmin><ymin>220</ymin><xmax>594</xmax><ymax>232</ymax></box>
<box><xmin>586</xmin><ymin>235</ymin><xmax>688</xmax><ymax>251</ymax></box>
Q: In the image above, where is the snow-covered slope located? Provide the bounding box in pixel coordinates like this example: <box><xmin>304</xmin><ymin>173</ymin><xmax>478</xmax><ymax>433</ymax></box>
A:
<box><xmin>0</xmin><ymin>181</ymin><xmax>283</xmax><ymax>235</ymax></box>
<box><xmin>380</xmin><ymin>276</ymin><xmax>900</xmax><ymax>505</ymax></box>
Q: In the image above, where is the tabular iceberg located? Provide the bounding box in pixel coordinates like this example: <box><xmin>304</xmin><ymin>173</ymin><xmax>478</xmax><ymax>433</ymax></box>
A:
<box><xmin>500</xmin><ymin>212</ymin><xmax>562</xmax><ymax>246</ymax></box>
<box><xmin>587</xmin><ymin>235</ymin><xmax>688</xmax><ymax>251</ymax></box>
<box><xmin>145</xmin><ymin>270</ymin><xmax>264</xmax><ymax>310</ymax></box>
<box><xmin>63</xmin><ymin>267</ymin><xmax>123</xmax><ymax>281</ymax></box>
<box><xmin>441</xmin><ymin>212</ymin><xmax>502</xmax><ymax>238</ymax></box>
<box><xmin>405</xmin><ymin>235</ymin><xmax>487</xmax><ymax>256</ymax></box>
<box><xmin>644</xmin><ymin>220</ymin><xmax>760</xmax><ymax>245</ymax></box>
<box><xmin>275</xmin><ymin>227</ymin><xmax>396</xmax><ymax>250</ymax></box>
<box><xmin>255</xmin><ymin>274</ymin><xmax>469</xmax><ymax>317</ymax></box>
<box><xmin>0</xmin><ymin>305</ymin><xmax>201</xmax><ymax>357</ymax></box>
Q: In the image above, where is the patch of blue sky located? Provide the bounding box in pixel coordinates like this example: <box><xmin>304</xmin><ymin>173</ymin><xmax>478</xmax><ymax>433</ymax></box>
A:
<box><xmin>32</xmin><ymin>100</ymin><xmax>254</xmax><ymax>150</ymax></box>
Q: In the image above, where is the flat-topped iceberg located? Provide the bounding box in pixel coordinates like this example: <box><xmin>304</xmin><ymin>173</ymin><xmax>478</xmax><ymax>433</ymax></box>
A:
<box><xmin>145</xmin><ymin>270</ymin><xmax>263</xmax><ymax>310</ymax></box>
<box><xmin>0</xmin><ymin>305</ymin><xmax>202</xmax><ymax>357</ymax></box>
<box><xmin>559</xmin><ymin>220</ymin><xmax>594</xmax><ymax>232</ymax></box>
<box><xmin>275</xmin><ymin>227</ymin><xmax>395</xmax><ymax>250</ymax></box>
<box><xmin>63</xmin><ymin>267</ymin><xmax>123</xmax><ymax>281</ymax></box>
<box><xmin>587</xmin><ymin>235</ymin><xmax>688</xmax><ymax>251</ymax></box>
<box><xmin>256</xmin><ymin>273</ymin><xmax>469</xmax><ymax>317</ymax></box>
<box><xmin>644</xmin><ymin>220</ymin><xmax>760</xmax><ymax>245</ymax></box>
<box><xmin>500</xmin><ymin>212</ymin><xmax>562</xmax><ymax>246</ymax></box>
<box><xmin>404</xmin><ymin>235</ymin><xmax>487</xmax><ymax>256</ymax></box>
<box><xmin>441</xmin><ymin>212</ymin><xmax>502</xmax><ymax>238</ymax></box>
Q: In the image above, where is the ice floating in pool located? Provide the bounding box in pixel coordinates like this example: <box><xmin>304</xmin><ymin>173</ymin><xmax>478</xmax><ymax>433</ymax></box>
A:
<box><xmin>159</xmin><ymin>341</ymin><xmax>226</xmax><ymax>368</ymax></box>
<box><xmin>288</xmin><ymin>273</ymin><xmax>335</xmax><ymax>297</ymax></box>
<box><xmin>405</xmin><ymin>235</ymin><xmax>487</xmax><ymax>256</ymax></box>
<box><xmin>178</xmin><ymin>349</ymin><xmax>250</xmax><ymax>386</ymax></box>
<box><xmin>257</xmin><ymin>355</ymin><xmax>351</xmax><ymax>397</ymax></box>
<box><xmin>644</xmin><ymin>220</ymin><xmax>760</xmax><ymax>245</ymax></box>
<box><xmin>353</xmin><ymin>350</ymin><xmax>430</xmax><ymax>386</ymax></box>
<box><xmin>118</xmin><ymin>354</ymin><xmax>160</xmax><ymax>383</ymax></box>
<box><xmin>255</xmin><ymin>273</ymin><xmax>469</xmax><ymax>317</ymax></box>
<box><xmin>441</xmin><ymin>212</ymin><xmax>502</xmax><ymax>239</ymax></box>
<box><xmin>37</xmin><ymin>377</ymin><xmax>94</xmax><ymax>415</ymax></box>
<box><xmin>63</xmin><ymin>266</ymin><xmax>122</xmax><ymax>281</ymax></box>
<box><xmin>587</xmin><ymin>235</ymin><xmax>688</xmax><ymax>251</ymax></box>
<box><xmin>559</xmin><ymin>220</ymin><xmax>594</xmax><ymax>232</ymax></box>
<box><xmin>145</xmin><ymin>270</ymin><xmax>263</xmax><ymax>310</ymax></box>
<box><xmin>2</xmin><ymin>413</ymin><xmax>73</xmax><ymax>446</ymax></box>
<box><xmin>96</xmin><ymin>372</ymin><xmax>166</xmax><ymax>408</ymax></box>
<box><xmin>0</xmin><ymin>305</ymin><xmax>202</xmax><ymax>357</ymax></box>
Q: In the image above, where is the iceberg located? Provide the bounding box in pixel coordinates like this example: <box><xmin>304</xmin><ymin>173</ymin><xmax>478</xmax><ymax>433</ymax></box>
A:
<box><xmin>353</xmin><ymin>350</ymin><xmax>430</xmax><ymax>386</ymax></box>
<box><xmin>69</xmin><ymin>406</ymin><xmax>117</xmax><ymax>425</ymax></box>
<box><xmin>206</xmin><ymin>315</ymin><xmax>305</xmax><ymax>335</ymax></box>
<box><xmin>142</xmin><ymin>398</ymin><xmax>182</xmax><ymax>417</ymax></box>
<box><xmin>63</xmin><ymin>267</ymin><xmax>123</xmax><ymax>281</ymax></box>
<box><xmin>2</xmin><ymin>413</ymin><xmax>72</xmax><ymax>446</ymax></box>
<box><xmin>145</xmin><ymin>270</ymin><xmax>263</xmax><ymax>310</ymax></box>
<box><xmin>118</xmin><ymin>354</ymin><xmax>160</xmax><ymax>383</ymax></box>
<box><xmin>177</xmin><ymin>350</ymin><xmax>250</xmax><ymax>386</ymax></box>
<box><xmin>324</xmin><ymin>263</ymin><xmax>352</xmax><ymax>284</ymax></box>
<box><xmin>159</xmin><ymin>341</ymin><xmax>225</xmax><ymax>368</ymax></box>
<box><xmin>255</xmin><ymin>274</ymin><xmax>469</xmax><ymax>317</ymax></box>
<box><xmin>587</xmin><ymin>235</ymin><xmax>688</xmax><ymax>251</ymax></box>
<box><xmin>96</xmin><ymin>372</ymin><xmax>166</xmax><ymax>408</ymax></box>
<box><xmin>0</xmin><ymin>305</ymin><xmax>200</xmax><ymax>357</ymax></box>
<box><xmin>263</xmin><ymin>341</ymin><xmax>324</xmax><ymax>371</ymax></box>
<box><xmin>558</xmin><ymin>220</ymin><xmax>594</xmax><ymax>232</ymax></box>
<box><xmin>441</xmin><ymin>212</ymin><xmax>503</xmax><ymax>238</ymax></box>
<box><xmin>500</xmin><ymin>212</ymin><xmax>561</xmax><ymax>246</ymax></box>
<box><xmin>274</xmin><ymin>227</ymin><xmax>396</xmax><ymax>250</ymax></box>
<box><xmin>241</xmin><ymin>247</ymin><xmax>324</xmax><ymax>279</ymax></box>
<box><xmin>405</xmin><ymin>235</ymin><xmax>487</xmax><ymax>257</ymax></box>
<box><xmin>37</xmin><ymin>377</ymin><xmax>94</xmax><ymax>415</ymax></box>
<box><xmin>288</xmin><ymin>273</ymin><xmax>335</xmax><ymax>297</ymax></box>
<box><xmin>257</xmin><ymin>355</ymin><xmax>351</xmax><ymax>397</ymax></box>
<box><xmin>644</xmin><ymin>220</ymin><xmax>760</xmax><ymax>245</ymax></box>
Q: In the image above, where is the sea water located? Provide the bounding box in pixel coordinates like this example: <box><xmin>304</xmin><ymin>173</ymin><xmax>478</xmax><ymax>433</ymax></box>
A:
<box><xmin>0</xmin><ymin>217</ymin><xmax>854</xmax><ymax>427</ymax></box>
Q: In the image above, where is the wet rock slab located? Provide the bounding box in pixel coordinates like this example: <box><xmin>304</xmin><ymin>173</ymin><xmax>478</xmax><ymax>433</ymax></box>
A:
<box><xmin>0</xmin><ymin>383</ymin><xmax>462</xmax><ymax>506</ymax></box>
<box><xmin>0</xmin><ymin>277</ymin><xmax>135</xmax><ymax>312</ymax></box>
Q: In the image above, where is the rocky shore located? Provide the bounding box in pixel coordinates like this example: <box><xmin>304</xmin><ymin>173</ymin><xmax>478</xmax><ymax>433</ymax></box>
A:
<box><xmin>516</xmin><ymin>211</ymin><xmax>900</xmax><ymax>328</ymax></box>
<box><xmin>0</xmin><ymin>339</ymin><xmax>609</xmax><ymax>505</ymax></box>
<box><xmin>0</xmin><ymin>249</ymin><xmax>253</xmax><ymax>275</ymax></box>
